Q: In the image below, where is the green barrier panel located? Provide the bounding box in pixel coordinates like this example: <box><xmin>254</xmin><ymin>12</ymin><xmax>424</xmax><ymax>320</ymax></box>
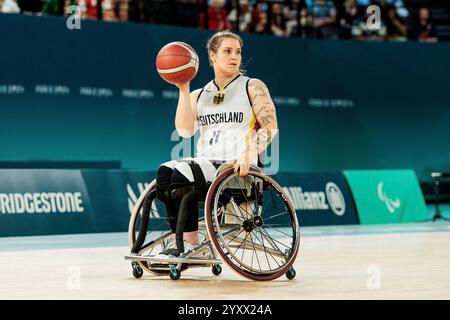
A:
<box><xmin>343</xmin><ymin>170</ymin><xmax>428</xmax><ymax>224</ymax></box>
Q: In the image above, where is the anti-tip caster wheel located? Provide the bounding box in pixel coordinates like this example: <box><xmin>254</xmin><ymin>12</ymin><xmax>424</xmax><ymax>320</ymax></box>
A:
<box><xmin>169</xmin><ymin>265</ymin><xmax>181</xmax><ymax>280</ymax></box>
<box><xmin>286</xmin><ymin>267</ymin><xmax>296</xmax><ymax>280</ymax></box>
<box><xmin>212</xmin><ymin>264</ymin><xmax>222</xmax><ymax>276</ymax></box>
<box><xmin>131</xmin><ymin>262</ymin><xmax>143</xmax><ymax>279</ymax></box>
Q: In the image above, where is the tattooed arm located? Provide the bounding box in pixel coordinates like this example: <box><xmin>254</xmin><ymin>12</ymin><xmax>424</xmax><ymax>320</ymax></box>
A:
<box><xmin>248</xmin><ymin>79</ymin><xmax>278</xmax><ymax>155</ymax></box>
<box><xmin>233</xmin><ymin>79</ymin><xmax>278</xmax><ymax>176</ymax></box>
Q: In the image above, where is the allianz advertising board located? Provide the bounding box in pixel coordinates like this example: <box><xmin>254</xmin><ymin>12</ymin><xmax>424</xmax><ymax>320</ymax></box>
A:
<box><xmin>273</xmin><ymin>172</ymin><xmax>358</xmax><ymax>226</ymax></box>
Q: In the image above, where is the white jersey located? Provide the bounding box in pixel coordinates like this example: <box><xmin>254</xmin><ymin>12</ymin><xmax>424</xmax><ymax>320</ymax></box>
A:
<box><xmin>196</xmin><ymin>75</ymin><xmax>259</xmax><ymax>165</ymax></box>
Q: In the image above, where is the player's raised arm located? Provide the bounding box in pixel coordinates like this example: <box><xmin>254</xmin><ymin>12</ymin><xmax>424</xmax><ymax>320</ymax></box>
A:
<box><xmin>174</xmin><ymin>82</ymin><xmax>201</xmax><ymax>138</ymax></box>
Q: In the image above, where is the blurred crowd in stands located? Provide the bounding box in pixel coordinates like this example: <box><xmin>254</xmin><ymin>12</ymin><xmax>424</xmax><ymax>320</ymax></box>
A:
<box><xmin>1</xmin><ymin>0</ymin><xmax>446</xmax><ymax>42</ymax></box>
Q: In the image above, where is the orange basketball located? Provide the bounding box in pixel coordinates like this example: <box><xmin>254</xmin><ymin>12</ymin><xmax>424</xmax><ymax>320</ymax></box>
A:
<box><xmin>156</xmin><ymin>42</ymin><xmax>199</xmax><ymax>85</ymax></box>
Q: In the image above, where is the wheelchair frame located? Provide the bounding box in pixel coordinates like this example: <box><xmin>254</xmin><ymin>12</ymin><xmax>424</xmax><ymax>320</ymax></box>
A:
<box><xmin>125</xmin><ymin>165</ymin><xmax>300</xmax><ymax>281</ymax></box>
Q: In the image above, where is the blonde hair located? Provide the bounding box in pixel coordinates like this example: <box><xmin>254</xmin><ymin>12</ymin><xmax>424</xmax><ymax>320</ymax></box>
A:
<box><xmin>207</xmin><ymin>30</ymin><xmax>245</xmax><ymax>75</ymax></box>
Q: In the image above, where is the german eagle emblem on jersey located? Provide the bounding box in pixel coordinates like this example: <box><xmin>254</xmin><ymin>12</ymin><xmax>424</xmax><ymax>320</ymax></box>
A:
<box><xmin>213</xmin><ymin>93</ymin><xmax>225</xmax><ymax>105</ymax></box>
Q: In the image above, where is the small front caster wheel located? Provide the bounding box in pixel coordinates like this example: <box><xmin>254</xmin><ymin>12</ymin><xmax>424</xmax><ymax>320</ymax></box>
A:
<box><xmin>212</xmin><ymin>264</ymin><xmax>222</xmax><ymax>276</ymax></box>
<box><xmin>131</xmin><ymin>262</ymin><xmax>143</xmax><ymax>279</ymax></box>
<box><xmin>169</xmin><ymin>266</ymin><xmax>181</xmax><ymax>280</ymax></box>
<box><xmin>286</xmin><ymin>267</ymin><xmax>296</xmax><ymax>280</ymax></box>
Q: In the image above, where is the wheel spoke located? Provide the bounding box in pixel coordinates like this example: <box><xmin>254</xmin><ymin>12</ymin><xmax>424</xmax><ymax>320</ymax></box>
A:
<box><xmin>260</xmin><ymin>188</ymin><xmax>276</xmax><ymax>218</ymax></box>
<box><xmin>262</xmin><ymin>211</ymin><xmax>289</xmax><ymax>222</ymax></box>
<box><xmin>259</xmin><ymin>227</ymin><xmax>286</xmax><ymax>257</ymax></box>
<box><xmin>260</xmin><ymin>230</ymin><xmax>292</xmax><ymax>250</ymax></box>
<box><xmin>263</xmin><ymin>223</ymin><xmax>293</xmax><ymax>227</ymax></box>
<box><xmin>252</xmin><ymin>229</ymin><xmax>273</xmax><ymax>271</ymax></box>
<box><xmin>143</xmin><ymin>220</ymin><xmax>169</xmax><ymax>237</ymax></box>
<box><xmin>234</xmin><ymin>231</ymin><xmax>251</xmax><ymax>264</ymax></box>
<box><xmin>250</xmin><ymin>231</ymin><xmax>262</xmax><ymax>271</ymax></box>
<box><xmin>225</xmin><ymin>228</ymin><xmax>245</xmax><ymax>247</ymax></box>
<box><xmin>233</xmin><ymin>176</ymin><xmax>253</xmax><ymax>218</ymax></box>
<box><xmin>225</xmin><ymin>179</ymin><xmax>246</xmax><ymax>221</ymax></box>
<box><xmin>263</xmin><ymin>224</ymin><xmax>295</xmax><ymax>239</ymax></box>
<box><xmin>255</xmin><ymin>228</ymin><xmax>282</xmax><ymax>268</ymax></box>
<box><xmin>217</xmin><ymin>199</ymin><xmax>245</xmax><ymax>223</ymax></box>
<box><xmin>253</xmin><ymin>178</ymin><xmax>260</xmax><ymax>217</ymax></box>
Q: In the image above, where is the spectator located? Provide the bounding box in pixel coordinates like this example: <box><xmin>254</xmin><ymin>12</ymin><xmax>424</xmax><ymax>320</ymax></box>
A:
<box><xmin>1</xmin><ymin>0</ymin><xmax>20</xmax><ymax>13</ymax></box>
<box><xmin>393</xmin><ymin>0</ymin><xmax>409</xmax><ymax>19</ymax></box>
<box><xmin>284</xmin><ymin>0</ymin><xmax>313</xmax><ymax>38</ymax></box>
<box><xmin>41</xmin><ymin>0</ymin><xmax>64</xmax><ymax>15</ymax></box>
<box><xmin>339</xmin><ymin>0</ymin><xmax>361</xmax><ymax>39</ymax></box>
<box><xmin>128</xmin><ymin>0</ymin><xmax>158</xmax><ymax>23</ymax></box>
<box><xmin>385</xmin><ymin>5</ymin><xmax>407</xmax><ymax>40</ymax></box>
<box><xmin>17</xmin><ymin>0</ymin><xmax>43</xmax><ymax>13</ymax></box>
<box><xmin>198</xmin><ymin>0</ymin><xmax>229</xmax><ymax>31</ymax></box>
<box><xmin>115</xmin><ymin>0</ymin><xmax>129</xmax><ymax>22</ymax></box>
<box><xmin>311</xmin><ymin>0</ymin><xmax>339</xmax><ymax>39</ymax></box>
<box><xmin>102</xmin><ymin>0</ymin><xmax>118</xmax><ymax>21</ymax></box>
<box><xmin>77</xmin><ymin>0</ymin><xmax>98</xmax><ymax>19</ymax></box>
<box><xmin>175</xmin><ymin>0</ymin><xmax>202</xmax><ymax>28</ymax></box>
<box><xmin>63</xmin><ymin>0</ymin><xmax>78</xmax><ymax>16</ymax></box>
<box><xmin>249</xmin><ymin>2</ymin><xmax>269</xmax><ymax>34</ymax></box>
<box><xmin>411</xmin><ymin>7</ymin><xmax>438</xmax><ymax>43</ymax></box>
<box><xmin>63</xmin><ymin>0</ymin><xmax>121</xmax><ymax>21</ymax></box>
<box><xmin>250</xmin><ymin>2</ymin><xmax>265</xmax><ymax>28</ymax></box>
<box><xmin>371</xmin><ymin>0</ymin><xmax>409</xmax><ymax>19</ymax></box>
<box><xmin>268</xmin><ymin>2</ymin><xmax>287</xmax><ymax>36</ymax></box>
<box><xmin>251</xmin><ymin>12</ymin><xmax>269</xmax><ymax>34</ymax></box>
<box><xmin>374</xmin><ymin>0</ymin><xmax>408</xmax><ymax>24</ymax></box>
<box><xmin>227</xmin><ymin>0</ymin><xmax>252</xmax><ymax>32</ymax></box>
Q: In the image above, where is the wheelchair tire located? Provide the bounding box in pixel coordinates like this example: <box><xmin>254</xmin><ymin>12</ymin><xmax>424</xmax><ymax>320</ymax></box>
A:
<box><xmin>205</xmin><ymin>167</ymin><xmax>300</xmax><ymax>281</ymax></box>
<box><xmin>128</xmin><ymin>180</ymin><xmax>171</xmax><ymax>276</ymax></box>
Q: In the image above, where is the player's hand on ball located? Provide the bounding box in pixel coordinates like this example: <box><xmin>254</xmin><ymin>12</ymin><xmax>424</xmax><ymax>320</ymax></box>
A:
<box><xmin>175</xmin><ymin>82</ymin><xmax>190</xmax><ymax>91</ymax></box>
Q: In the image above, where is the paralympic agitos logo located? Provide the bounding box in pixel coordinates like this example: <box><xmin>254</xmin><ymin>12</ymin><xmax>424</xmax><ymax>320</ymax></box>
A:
<box><xmin>377</xmin><ymin>182</ymin><xmax>401</xmax><ymax>214</ymax></box>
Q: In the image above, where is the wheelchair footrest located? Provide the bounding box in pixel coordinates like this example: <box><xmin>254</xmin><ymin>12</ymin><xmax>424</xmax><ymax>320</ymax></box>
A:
<box><xmin>124</xmin><ymin>254</ymin><xmax>222</xmax><ymax>265</ymax></box>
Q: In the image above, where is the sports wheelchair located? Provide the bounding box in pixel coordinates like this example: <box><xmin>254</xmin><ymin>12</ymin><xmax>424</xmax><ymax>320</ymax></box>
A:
<box><xmin>125</xmin><ymin>164</ymin><xmax>300</xmax><ymax>281</ymax></box>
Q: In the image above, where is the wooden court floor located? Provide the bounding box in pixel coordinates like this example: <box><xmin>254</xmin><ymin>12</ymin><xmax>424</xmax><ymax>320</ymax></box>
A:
<box><xmin>1</xmin><ymin>222</ymin><xmax>449</xmax><ymax>300</ymax></box>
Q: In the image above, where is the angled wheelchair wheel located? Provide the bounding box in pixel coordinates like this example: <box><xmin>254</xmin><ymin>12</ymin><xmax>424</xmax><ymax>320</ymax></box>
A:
<box><xmin>205</xmin><ymin>167</ymin><xmax>300</xmax><ymax>281</ymax></box>
<box><xmin>128</xmin><ymin>179</ymin><xmax>173</xmax><ymax>276</ymax></box>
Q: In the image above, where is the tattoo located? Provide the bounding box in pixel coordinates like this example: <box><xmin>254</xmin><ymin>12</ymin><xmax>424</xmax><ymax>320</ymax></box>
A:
<box><xmin>250</xmin><ymin>82</ymin><xmax>268</xmax><ymax>100</ymax></box>
<box><xmin>246</xmin><ymin>80</ymin><xmax>278</xmax><ymax>155</ymax></box>
<box><xmin>255</xmin><ymin>84</ymin><xmax>267</xmax><ymax>98</ymax></box>
<box><xmin>256</xmin><ymin>102</ymin><xmax>276</xmax><ymax>126</ymax></box>
<box><xmin>249</xmin><ymin>127</ymin><xmax>277</xmax><ymax>155</ymax></box>
<box><xmin>257</xmin><ymin>128</ymin><xmax>272</xmax><ymax>146</ymax></box>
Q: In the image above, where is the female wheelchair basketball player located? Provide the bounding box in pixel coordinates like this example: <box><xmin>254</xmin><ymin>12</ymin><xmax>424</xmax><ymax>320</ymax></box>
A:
<box><xmin>126</xmin><ymin>30</ymin><xmax>300</xmax><ymax>281</ymax></box>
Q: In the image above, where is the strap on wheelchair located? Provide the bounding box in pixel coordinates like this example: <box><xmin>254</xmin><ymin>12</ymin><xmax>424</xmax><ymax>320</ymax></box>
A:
<box><xmin>131</xmin><ymin>189</ymin><xmax>157</xmax><ymax>254</ymax></box>
<box><xmin>174</xmin><ymin>189</ymin><xmax>205</xmax><ymax>256</ymax></box>
<box><xmin>190</xmin><ymin>162</ymin><xmax>206</xmax><ymax>183</ymax></box>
